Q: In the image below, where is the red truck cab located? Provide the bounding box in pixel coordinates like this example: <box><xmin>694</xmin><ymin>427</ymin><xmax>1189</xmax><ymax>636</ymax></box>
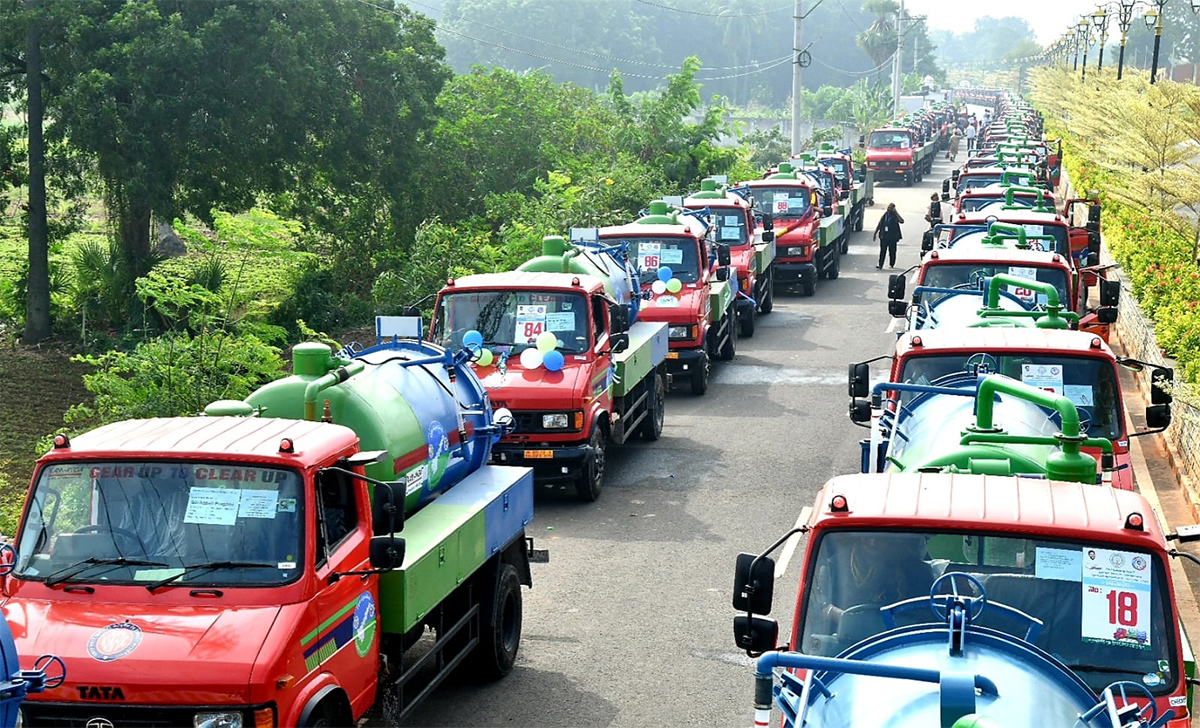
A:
<box><xmin>865</xmin><ymin>127</ymin><xmax>919</xmax><ymax>186</ymax></box>
<box><xmin>744</xmin><ymin>169</ymin><xmax>834</xmax><ymax>296</ymax></box>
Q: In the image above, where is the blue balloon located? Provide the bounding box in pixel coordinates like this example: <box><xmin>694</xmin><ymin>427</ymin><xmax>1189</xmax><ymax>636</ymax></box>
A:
<box><xmin>657</xmin><ymin>266</ymin><xmax>673</xmax><ymax>283</ymax></box>
<box><xmin>462</xmin><ymin>330</ymin><xmax>484</xmax><ymax>350</ymax></box>
<box><xmin>543</xmin><ymin>350</ymin><xmax>565</xmax><ymax>372</ymax></box>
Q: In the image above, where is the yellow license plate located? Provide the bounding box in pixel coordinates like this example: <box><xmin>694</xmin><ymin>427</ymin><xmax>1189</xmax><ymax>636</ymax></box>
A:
<box><xmin>524</xmin><ymin>449</ymin><xmax>554</xmax><ymax>459</ymax></box>
<box><xmin>666</xmin><ymin>352</ymin><xmax>679</xmax><ymax>359</ymax></box>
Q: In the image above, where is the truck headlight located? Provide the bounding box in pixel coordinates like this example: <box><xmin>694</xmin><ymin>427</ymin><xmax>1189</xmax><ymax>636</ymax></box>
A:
<box><xmin>668</xmin><ymin>325</ymin><xmax>690</xmax><ymax>339</ymax></box>
<box><xmin>195</xmin><ymin>713</ymin><xmax>244</xmax><ymax>728</ymax></box>
<box><xmin>542</xmin><ymin>413</ymin><xmax>570</xmax><ymax>429</ymax></box>
<box><xmin>898</xmin><ymin>161</ymin><xmax>908</xmax><ymax>167</ymax></box>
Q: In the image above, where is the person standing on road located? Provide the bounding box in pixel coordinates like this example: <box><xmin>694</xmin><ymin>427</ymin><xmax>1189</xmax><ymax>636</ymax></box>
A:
<box><xmin>965</xmin><ymin>123</ymin><xmax>977</xmax><ymax>152</ymax></box>
<box><xmin>874</xmin><ymin>203</ymin><xmax>905</xmax><ymax>269</ymax></box>
<box><xmin>926</xmin><ymin>193</ymin><xmax>943</xmax><ymax>227</ymax></box>
<box><xmin>948</xmin><ymin>127</ymin><xmax>963</xmax><ymax>162</ymax></box>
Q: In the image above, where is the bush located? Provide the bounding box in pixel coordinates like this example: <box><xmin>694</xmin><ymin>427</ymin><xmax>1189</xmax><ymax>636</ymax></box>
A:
<box><xmin>269</xmin><ymin>260</ymin><xmax>374</xmax><ymax>339</ymax></box>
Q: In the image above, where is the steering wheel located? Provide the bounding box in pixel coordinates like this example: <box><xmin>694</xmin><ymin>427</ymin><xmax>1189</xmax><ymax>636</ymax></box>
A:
<box><xmin>1047</xmin><ymin>407</ymin><xmax>1093</xmax><ymax>435</ymax></box>
<box><xmin>73</xmin><ymin>524</ymin><xmax>142</xmax><ymax>554</ymax></box>
<box><xmin>963</xmin><ymin>352</ymin><xmax>1000</xmax><ymax>376</ymax></box>
<box><xmin>929</xmin><ymin>572</ymin><xmax>987</xmax><ymax>622</ymax></box>
<box><xmin>1098</xmin><ymin>681</ymin><xmax>1159</xmax><ymax>725</ymax></box>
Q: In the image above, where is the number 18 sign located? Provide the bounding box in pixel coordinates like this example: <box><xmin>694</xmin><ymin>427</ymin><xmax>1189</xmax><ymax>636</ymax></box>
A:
<box><xmin>1081</xmin><ymin>547</ymin><xmax>1153</xmax><ymax>650</ymax></box>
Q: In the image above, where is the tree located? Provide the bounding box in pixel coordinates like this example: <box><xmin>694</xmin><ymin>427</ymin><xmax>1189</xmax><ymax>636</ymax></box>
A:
<box><xmin>856</xmin><ymin>0</ymin><xmax>899</xmax><ymax>85</ymax></box>
<box><xmin>29</xmin><ymin>0</ymin><xmax>449</xmax><ymax>277</ymax></box>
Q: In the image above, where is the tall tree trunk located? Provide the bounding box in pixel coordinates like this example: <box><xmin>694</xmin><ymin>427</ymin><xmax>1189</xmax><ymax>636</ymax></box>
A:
<box><xmin>117</xmin><ymin>199</ymin><xmax>153</xmax><ymax>274</ymax></box>
<box><xmin>23</xmin><ymin>0</ymin><xmax>50</xmax><ymax>344</ymax></box>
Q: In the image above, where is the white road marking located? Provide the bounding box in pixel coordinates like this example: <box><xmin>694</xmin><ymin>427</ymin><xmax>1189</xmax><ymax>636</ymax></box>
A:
<box><xmin>775</xmin><ymin>506</ymin><xmax>812</xmax><ymax>579</ymax></box>
<box><xmin>713</xmin><ymin>366</ymin><xmax>844</xmax><ymax>386</ymax></box>
<box><xmin>885</xmin><ymin>317</ymin><xmax>902</xmax><ymax>333</ymax></box>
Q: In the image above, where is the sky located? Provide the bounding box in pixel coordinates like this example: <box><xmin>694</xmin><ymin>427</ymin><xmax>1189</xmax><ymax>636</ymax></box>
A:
<box><xmin>903</xmin><ymin>0</ymin><xmax>1100</xmax><ymax>44</ymax></box>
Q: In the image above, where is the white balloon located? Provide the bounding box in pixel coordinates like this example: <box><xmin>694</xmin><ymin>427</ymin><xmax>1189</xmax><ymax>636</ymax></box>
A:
<box><xmin>519</xmin><ymin>347</ymin><xmax>544</xmax><ymax>369</ymax></box>
<box><xmin>651</xmin><ymin>280</ymin><xmax>667</xmax><ymax>295</ymax></box>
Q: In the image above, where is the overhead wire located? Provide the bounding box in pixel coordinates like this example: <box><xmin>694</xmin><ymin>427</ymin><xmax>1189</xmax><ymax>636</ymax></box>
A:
<box><xmin>631</xmin><ymin>0</ymin><xmax>791</xmax><ymax>18</ymax></box>
<box><xmin>813</xmin><ymin>52</ymin><xmax>898</xmax><ymax>77</ymax></box>
<box><xmin>365</xmin><ymin>0</ymin><xmax>792</xmax><ymax>81</ymax></box>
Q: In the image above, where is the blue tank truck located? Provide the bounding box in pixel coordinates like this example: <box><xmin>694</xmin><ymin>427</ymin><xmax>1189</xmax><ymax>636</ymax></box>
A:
<box><xmin>0</xmin><ymin>563</ymin><xmax>62</xmax><ymax>728</ymax></box>
<box><xmin>3</xmin><ymin>321</ymin><xmax>541</xmax><ymax>726</ymax></box>
<box><xmin>731</xmin><ymin>472</ymin><xmax>1199</xmax><ymax>727</ymax></box>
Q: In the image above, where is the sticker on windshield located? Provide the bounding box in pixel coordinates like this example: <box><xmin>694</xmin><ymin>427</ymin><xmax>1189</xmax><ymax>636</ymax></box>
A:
<box><xmin>237</xmin><ymin>489</ymin><xmax>279</xmax><ymax>519</ymax></box>
<box><xmin>1009</xmin><ymin>266</ymin><xmax>1037</xmax><ymax>281</ymax></box>
<box><xmin>277</xmin><ymin>498</ymin><xmax>297</xmax><ymax>513</ymax></box>
<box><xmin>183</xmin><ymin>487</ymin><xmax>241</xmax><ymax>526</ymax></box>
<box><xmin>514</xmin><ymin>304</ymin><xmax>547</xmax><ymax>343</ymax></box>
<box><xmin>637</xmin><ymin>242</ymin><xmax>661</xmax><ymax>269</ymax></box>
<box><xmin>546</xmin><ymin>312</ymin><xmax>575</xmax><ymax>332</ymax></box>
<box><xmin>1021</xmin><ymin>364</ymin><xmax>1063</xmax><ymax>396</ymax></box>
<box><xmin>659</xmin><ymin>248</ymin><xmax>684</xmax><ymax>265</ymax></box>
<box><xmin>1024</xmin><ymin>224</ymin><xmax>1044</xmax><ymax>236</ymax></box>
<box><xmin>774</xmin><ymin>192</ymin><xmax>790</xmax><ymax>214</ymax></box>
<box><xmin>720</xmin><ymin>227</ymin><xmax>741</xmax><ymax>241</ymax></box>
<box><xmin>1081</xmin><ymin>547</ymin><xmax>1153</xmax><ymax>650</ymax></box>
<box><xmin>724</xmin><ymin>215</ymin><xmax>740</xmax><ymax>227</ymax></box>
<box><xmin>1064</xmin><ymin>385</ymin><xmax>1094</xmax><ymax>406</ymax></box>
<box><xmin>1035</xmin><ymin>547</ymin><xmax>1082</xmax><ymax>582</ymax></box>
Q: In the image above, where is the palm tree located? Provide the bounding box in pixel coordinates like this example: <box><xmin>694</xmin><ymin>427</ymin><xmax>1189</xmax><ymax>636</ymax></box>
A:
<box><xmin>856</xmin><ymin>0</ymin><xmax>900</xmax><ymax>87</ymax></box>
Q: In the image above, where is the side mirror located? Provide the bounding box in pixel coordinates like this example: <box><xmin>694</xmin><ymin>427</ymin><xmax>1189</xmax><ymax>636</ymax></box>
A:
<box><xmin>1145</xmin><ymin>404</ymin><xmax>1172</xmax><ymax>429</ymax></box>
<box><xmin>1086</xmin><ymin>220</ymin><xmax>1100</xmax><ymax>233</ymax></box>
<box><xmin>822</xmin><ymin>205</ymin><xmax>833</xmax><ymax>217</ymax></box>
<box><xmin>839</xmin><ymin>190</ymin><xmax>849</xmax><ymax>200</ymax></box>
<box><xmin>1087</xmin><ymin>251</ymin><xmax>1100</xmax><ymax>267</ymax></box>
<box><xmin>1100</xmin><ymin>278</ymin><xmax>1120</xmax><ymax>307</ymax></box>
<box><xmin>888</xmin><ymin>300</ymin><xmax>908</xmax><ymax>317</ymax></box>
<box><xmin>762</xmin><ymin>217</ymin><xmax>774</xmax><ymax>231</ymax></box>
<box><xmin>951</xmin><ymin>170</ymin><xmax>960</xmax><ymax>183</ymax></box>
<box><xmin>369</xmin><ymin>535</ymin><xmax>405</xmax><ymax>570</ymax></box>
<box><xmin>1151</xmin><ymin>367</ymin><xmax>1174</xmax><ymax>405</ymax></box>
<box><xmin>611</xmin><ymin>333</ymin><xmax>630</xmax><ymax>354</ymax></box>
<box><xmin>1088</xmin><ymin>204</ymin><xmax>1101</xmax><ymax>225</ymax></box>
<box><xmin>941</xmin><ymin>179</ymin><xmax>950</xmax><ymax>194</ymax></box>
<box><xmin>717</xmin><ymin>245</ymin><xmax>732</xmax><ymax>267</ymax></box>
<box><xmin>715</xmin><ymin>267</ymin><xmax>730</xmax><ymax>282</ymax></box>
<box><xmin>1097</xmin><ymin>306</ymin><xmax>1118</xmax><ymax>324</ymax></box>
<box><xmin>941</xmin><ymin>193</ymin><xmax>950</xmax><ymax>202</ymax></box>
<box><xmin>762</xmin><ymin>230</ymin><xmax>775</xmax><ymax>243</ymax></box>
<box><xmin>887</xmin><ymin>274</ymin><xmax>906</xmax><ymax>300</ymax></box>
<box><xmin>733</xmin><ymin>615</ymin><xmax>779</xmax><ymax>653</ymax></box>
<box><xmin>1087</xmin><ymin>231</ymin><xmax>1101</xmax><ymax>256</ymax></box>
<box><xmin>858</xmin><ymin>134</ymin><xmax>866</xmax><ymax>144</ymax></box>
<box><xmin>610</xmin><ymin>304</ymin><xmax>630</xmax><ymax>335</ymax></box>
<box><xmin>372</xmin><ymin>482</ymin><xmax>404</xmax><ymax>536</ymax></box>
<box><xmin>732</xmin><ymin>553</ymin><xmax>775</xmax><ymax>613</ymax></box>
<box><xmin>849</xmin><ymin>398</ymin><xmax>872</xmax><ymax>423</ymax></box>
<box><xmin>848</xmin><ymin>362</ymin><xmax>870</xmax><ymax>398</ymax></box>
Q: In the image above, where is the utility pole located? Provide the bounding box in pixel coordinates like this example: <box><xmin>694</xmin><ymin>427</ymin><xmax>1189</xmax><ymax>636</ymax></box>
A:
<box><xmin>892</xmin><ymin>0</ymin><xmax>904</xmax><ymax>117</ymax></box>
<box><xmin>790</xmin><ymin>0</ymin><xmax>803</xmax><ymax>155</ymax></box>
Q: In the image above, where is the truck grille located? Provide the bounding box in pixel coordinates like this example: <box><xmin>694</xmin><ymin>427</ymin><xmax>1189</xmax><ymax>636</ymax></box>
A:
<box><xmin>22</xmin><ymin>703</ymin><xmax>204</xmax><ymax>727</ymax></box>
<box><xmin>513</xmin><ymin>411</ymin><xmax>569</xmax><ymax>434</ymax></box>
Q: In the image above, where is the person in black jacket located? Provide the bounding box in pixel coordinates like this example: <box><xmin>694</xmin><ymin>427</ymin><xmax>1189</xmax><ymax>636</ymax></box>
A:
<box><xmin>874</xmin><ymin>202</ymin><xmax>905</xmax><ymax>269</ymax></box>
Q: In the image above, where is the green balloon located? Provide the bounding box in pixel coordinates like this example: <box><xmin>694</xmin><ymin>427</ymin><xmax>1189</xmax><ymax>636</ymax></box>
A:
<box><xmin>666</xmin><ymin>278</ymin><xmax>682</xmax><ymax>293</ymax></box>
<box><xmin>476</xmin><ymin>348</ymin><xmax>494</xmax><ymax>367</ymax></box>
<box><xmin>536</xmin><ymin>331</ymin><xmax>558</xmax><ymax>353</ymax></box>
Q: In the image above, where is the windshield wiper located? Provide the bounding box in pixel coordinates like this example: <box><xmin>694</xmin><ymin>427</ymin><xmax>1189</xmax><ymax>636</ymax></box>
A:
<box><xmin>44</xmin><ymin>557</ymin><xmax>168</xmax><ymax>587</ymax></box>
<box><xmin>145</xmin><ymin>560</ymin><xmax>277</xmax><ymax>592</ymax></box>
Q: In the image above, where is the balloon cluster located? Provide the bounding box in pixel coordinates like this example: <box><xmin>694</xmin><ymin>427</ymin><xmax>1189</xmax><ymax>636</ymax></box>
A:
<box><xmin>463</xmin><ymin>330</ymin><xmax>495</xmax><ymax>367</ymax></box>
<box><xmin>519</xmin><ymin>331</ymin><xmax>565</xmax><ymax>372</ymax></box>
<box><xmin>650</xmin><ymin>266</ymin><xmax>682</xmax><ymax>295</ymax></box>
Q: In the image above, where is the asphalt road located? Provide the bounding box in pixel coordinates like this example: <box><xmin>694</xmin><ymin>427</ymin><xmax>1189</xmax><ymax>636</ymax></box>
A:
<box><xmin>400</xmin><ymin>159</ymin><xmax>952</xmax><ymax>727</ymax></box>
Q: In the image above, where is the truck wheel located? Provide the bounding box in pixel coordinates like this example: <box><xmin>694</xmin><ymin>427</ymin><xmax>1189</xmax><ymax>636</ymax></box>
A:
<box><xmin>903</xmin><ymin>172</ymin><xmax>913</xmax><ymax>187</ymax></box>
<box><xmin>639</xmin><ymin>372</ymin><xmax>665</xmax><ymax>441</ymax></box>
<box><xmin>839</xmin><ymin>234</ymin><xmax>849</xmax><ymax>254</ymax></box>
<box><xmin>827</xmin><ymin>251</ymin><xmax>840</xmax><ymax>280</ymax></box>
<box><xmin>854</xmin><ymin>206</ymin><xmax>864</xmax><ymax>232</ymax></box>
<box><xmin>802</xmin><ymin>276</ymin><xmax>816</xmax><ymax>297</ymax></box>
<box><xmin>719</xmin><ymin>308</ymin><xmax>737</xmax><ymax>360</ymax></box>
<box><xmin>739</xmin><ymin>306</ymin><xmax>755</xmax><ymax>337</ymax></box>
<box><xmin>690</xmin><ymin>354</ymin><xmax>709</xmax><ymax>395</ymax></box>
<box><xmin>759</xmin><ymin>275</ymin><xmax>774</xmax><ymax>314</ymax></box>
<box><xmin>575</xmin><ymin>426</ymin><xmax>606</xmax><ymax>502</ymax></box>
<box><xmin>466</xmin><ymin>562</ymin><xmax>522</xmax><ymax>680</ymax></box>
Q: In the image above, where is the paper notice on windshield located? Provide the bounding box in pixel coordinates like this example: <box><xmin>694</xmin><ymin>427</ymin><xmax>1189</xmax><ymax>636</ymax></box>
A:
<box><xmin>1021</xmin><ymin>364</ymin><xmax>1063</xmax><ymax>396</ymax></box>
<box><xmin>514</xmin><ymin>304</ymin><xmax>547</xmax><ymax>344</ymax></box>
<box><xmin>1065</xmin><ymin>385</ymin><xmax>1095</xmax><ymax>407</ymax></box>
<box><xmin>720</xmin><ymin>226</ymin><xmax>741</xmax><ymax>242</ymax></box>
<box><xmin>724</xmin><ymin>216</ymin><xmax>740</xmax><ymax>227</ymax></box>
<box><xmin>1081</xmin><ymin>547</ymin><xmax>1153</xmax><ymax>650</ymax></box>
<box><xmin>184</xmin><ymin>487</ymin><xmax>241</xmax><ymax>526</ymax></box>
<box><xmin>1036</xmin><ymin>547</ymin><xmax>1082</xmax><ymax>582</ymax></box>
<box><xmin>1009</xmin><ymin>266</ymin><xmax>1037</xmax><ymax>281</ymax></box>
<box><xmin>546</xmin><ymin>312</ymin><xmax>575</xmax><ymax>332</ymax></box>
<box><xmin>774</xmin><ymin>192</ymin><xmax>790</xmax><ymax>215</ymax></box>
<box><xmin>659</xmin><ymin>247</ymin><xmax>684</xmax><ymax>265</ymax></box>
<box><xmin>237</xmin><ymin>489</ymin><xmax>279</xmax><ymax>519</ymax></box>
<box><xmin>133</xmin><ymin>568</ymin><xmax>185</xmax><ymax>582</ymax></box>
<box><xmin>1024</xmin><ymin>224</ymin><xmax>1044</xmax><ymax>237</ymax></box>
<box><xmin>637</xmin><ymin>242</ymin><xmax>661</xmax><ymax>269</ymax></box>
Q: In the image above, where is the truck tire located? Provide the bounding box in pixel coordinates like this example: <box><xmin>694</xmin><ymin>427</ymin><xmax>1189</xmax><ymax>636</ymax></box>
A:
<box><xmin>718</xmin><ymin>308</ymin><xmax>737</xmax><ymax>360</ymax></box>
<box><xmin>739</xmin><ymin>305</ymin><xmax>755</xmax><ymax>337</ymax></box>
<box><xmin>759</xmin><ymin>273</ymin><xmax>774</xmax><ymax>314</ymax></box>
<box><xmin>690</xmin><ymin>354</ymin><xmax>709</xmax><ymax>395</ymax></box>
<box><xmin>853</xmin><ymin>206</ymin><xmax>864</xmax><ymax>232</ymax></box>
<box><xmin>827</xmin><ymin>250</ymin><xmax>840</xmax><ymax>280</ymax></box>
<box><xmin>639</xmin><ymin>372</ymin><xmax>665</xmax><ymax>441</ymax></box>
<box><xmin>839</xmin><ymin>234</ymin><xmax>849</xmax><ymax>255</ymax></box>
<box><xmin>802</xmin><ymin>276</ymin><xmax>816</xmax><ymax>296</ymax></box>
<box><xmin>903</xmin><ymin>172</ymin><xmax>913</xmax><ymax>187</ymax></box>
<box><xmin>575</xmin><ymin>426</ymin><xmax>605</xmax><ymax>502</ymax></box>
<box><xmin>466</xmin><ymin>562</ymin><xmax>522</xmax><ymax>680</ymax></box>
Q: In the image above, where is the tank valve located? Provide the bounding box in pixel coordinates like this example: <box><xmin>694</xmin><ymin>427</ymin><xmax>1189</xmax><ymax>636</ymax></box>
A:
<box><xmin>321</xmin><ymin>400</ymin><xmax>333</xmax><ymax>423</ymax></box>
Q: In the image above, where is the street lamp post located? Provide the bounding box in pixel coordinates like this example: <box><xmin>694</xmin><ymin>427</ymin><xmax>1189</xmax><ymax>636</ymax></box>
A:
<box><xmin>1115</xmin><ymin>0</ymin><xmax>1137</xmax><ymax>79</ymax></box>
<box><xmin>1147</xmin><ymin>0</ymin><xmax>1168</xmax><ymax>84</ymax></box>
<box><xmin>1092</xmin><ymin>8</ymin><xmax>1112</xmax><ymax>70</ymax></box>
<box><xmin>1079</xmin><ymin>18</ymin><xmax>1093</xmax><ymax>78</ymax></box>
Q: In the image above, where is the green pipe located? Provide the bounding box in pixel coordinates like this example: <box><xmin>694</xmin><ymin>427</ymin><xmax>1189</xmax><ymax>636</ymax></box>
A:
<box><xmin>1000</xmin><ymin>171</ymin><xmax>1034</xmax><ymax>186</ymax></box>
<box><xmin>959</xmin><ymin>432</ymin><xmax>1113</xmax><ymax>455</ymax></box>
<box><xmin>985</xmin><ymin>273</ymin><xmax>1060</xmax><ymax>309</ymax></box>
<box><xmin>1004</xmin><ymin>186</ymin><xmax>1045</xmax><ymax>208</ymax></box>
<box><xmin>975</xmin><ymin>308</ymin><xmax>1079</xmax><ymax>328</ymax></box>
<box><xmin>303</xmin><ymin>360</ymin><xmax>365</xmax><ymax>421</ymax></box>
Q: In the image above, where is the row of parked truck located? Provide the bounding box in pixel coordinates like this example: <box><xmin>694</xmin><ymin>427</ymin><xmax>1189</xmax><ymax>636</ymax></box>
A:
<box><xmin>732</xmin><ymin>91</ymin><xmax>1195</xmax><ymax>728</ymax></box>
<box><xmin>0</xmin><ymin>133</ymin><xmax>883</xmax><ymax>724</ymax></box>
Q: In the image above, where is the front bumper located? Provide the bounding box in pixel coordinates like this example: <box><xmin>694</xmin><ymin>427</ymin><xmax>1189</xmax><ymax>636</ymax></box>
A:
<box><xmin>774</xmin><ymin>262</ymin><xmax>816</xmax><ymax>285</ymax></box>
<box><xmin>665</xmin><ymin>346</ymin><xmax>705</xmax><ymax>379</ymax></box>
<box><xmin>492</xmin><ymin>440</ymin><xmax>591</xmax><ymax>482</ymax></box>
<box><xmin>868</xmin><ymin>164</ymin><xmax>911</xmax><ymax>178</ymax></box>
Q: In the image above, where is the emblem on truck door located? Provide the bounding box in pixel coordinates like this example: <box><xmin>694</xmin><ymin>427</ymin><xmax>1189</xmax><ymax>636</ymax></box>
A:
<box><xmin>87</xmin><ymin>622</ymin><xmax>142</xmax><ymax>662</ymax></box>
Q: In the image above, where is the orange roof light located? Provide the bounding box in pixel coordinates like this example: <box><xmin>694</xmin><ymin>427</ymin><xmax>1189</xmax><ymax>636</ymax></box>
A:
<box><xmin>279</xmin><ymin>438</ymin><xmax>295</xmax><ymax>454</ymax></box>
<box><xmin>830</xmin><ymin>494</ymin><xmax>849</xmax><ymax>512</ymax></box>
<box><xmin>1125</xmin><ymin>512</ymin><xmax>1145</xmax><ymax>531</ymax></box>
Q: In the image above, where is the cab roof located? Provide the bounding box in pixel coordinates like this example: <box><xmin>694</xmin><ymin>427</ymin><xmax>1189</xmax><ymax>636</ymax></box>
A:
<box><xmin>954</xmin><ymin>209</ymin><xmax>1066</xmax><ymax>226</ymax></box>
<box><xmin>744</xmin><ymin>177</ymin><xmax>814</xmax><ymax>189</ymax></box>
<box><xmin>40</xmin><ymin>417</ymin><xmax>359</xmax><ymax>467</ymax></box>
<box><xmin>922</xmin><ymin>247</ymin><xmax>1068</xmax><ymax>268</ymax></box>
<box><xmin>447</xmin><ymin>271</ymin><xmax>607</xmax><ymax>296</ymax></box>
<box><xmin>893</xmin><ymin>327</ymin><xmax>1114</xmax><ymax>360</ymax></box>
<box><xmin>598</xmin><ymin>218</ymin><xmax>707</xmax><ymax>239</ymax></box>
<box><xmin>682</xmin><ymin>192</ymin><xmax>750</xmax><ymax>210</ymax></box>
<box><xmin>811</xmin><ymin>473</ymin><xmax>1162</xmax><ymax>547</ymax></box>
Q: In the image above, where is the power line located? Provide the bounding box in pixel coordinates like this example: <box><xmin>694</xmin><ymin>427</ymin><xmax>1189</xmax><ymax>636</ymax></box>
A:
<box><xmin>399</xmin><ymin>0</ymin><xmax>789</xmax><ymax>70</ymax></box>
<box><xmin>360</xmin><ymin>0</ymin><xmax>791</xmax><ymax>81</ymax></box>
<box><xmin>632</xmin><ymin>0</ymin><xmax>791</xmax><ymax>17</ymax></box>
<box><xmin>813</xmin><ymin>52</ymin><xmax>898</xmax><ymax>77</ymax></box>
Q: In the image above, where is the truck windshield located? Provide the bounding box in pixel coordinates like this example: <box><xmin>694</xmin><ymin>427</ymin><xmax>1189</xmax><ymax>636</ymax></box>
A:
<box><xmin>868</xmin><ymin>131</ymin><xmax>911</xmax><ymax>149</ymax></box>
<box><xmin>797</xmin><ymin>529</ymin><xmax>1179</xmax><ymax>697</ymax></box>
<box><xmin>918</xmin><ymin>263</ymin><xmax>1071</xmax><ymax>308</ymax></box>
<box><xmin>708</xmin><ymin>208</ymin><xmax>749</xmax><ymax>246</ymax></box>
<box><xmin>750</xmin><ymin>185</ymin><xmax>812</xmax><ymax>220</ymax></box>
<box><xmin>820</xmin><ymin>158</ymin><xmax>852</xmax><ymax>187</ymax></box>
<box><xmin>434</xmin><ymin>290</ymin><xmax>590</xmax><ymax>353</ymax></box>
<box><xmin>959</xmin><ymin>173</ymin><xmax>1036</xmax><ymax>192</ymax></box>
<box><xmin>14</xmin><ymin>461</ymin><xmax>304</xmax><ymax>586</ymax></box>
<box><xmin>896</xmin><ymin>352</ymin><xmax>1123</xmax><ymax>440</ymax></box>
<box><xmin>945</xmin><ymin>225</ymin><xmax>1069</xmax><ymax>257</ymax></box>
<box><xmin>960</xmin><ymin>195</ymin><xmax>1043</xmax><ymax>212</ymax></box>
<box><xmin>604</xmin><ymin>236</ymin><xmax>702</xmax><ymax>285</ymax></box>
